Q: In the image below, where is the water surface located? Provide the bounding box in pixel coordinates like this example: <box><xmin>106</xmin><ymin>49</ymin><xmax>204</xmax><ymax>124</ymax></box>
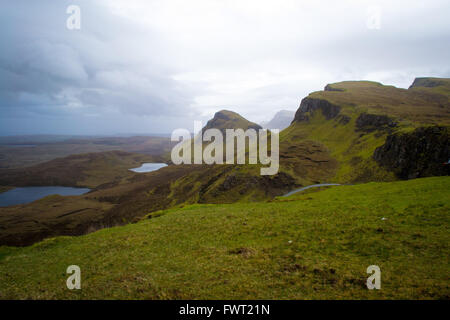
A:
<box><xmin>0</xmin><ymin>186</ymin><xmax>90</xmax><ymax>207</ymax></box>
<box><xmin>129</xmin><ymin>163</ymin><xmax>168</xmax><ymax>173</ymax></box>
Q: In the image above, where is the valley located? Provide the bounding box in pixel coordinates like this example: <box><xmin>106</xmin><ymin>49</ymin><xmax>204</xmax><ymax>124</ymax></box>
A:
<box><xmin>1</xmin><ymin>78</ymin><xmax>448</xmax><ymax>246</ymax></box>
<box><xmin>2</xmin><ymin>0</ymin><xmax>449</xmax><ymax>304</ymax></box>
<box><xmin>0</xmin><ymin>77</ymin><xmax>448</xmax><ymax>299</ymax></box>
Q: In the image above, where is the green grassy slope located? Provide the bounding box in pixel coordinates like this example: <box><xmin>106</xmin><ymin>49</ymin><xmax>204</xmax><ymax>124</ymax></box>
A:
<box><xmin>1</xmin><ymin>177</ymin><xmax>448</xmax><ymax>299</ymax></box>
<box><xmin>281</xmin><ymin>78</ymin><xmax>450</xmax><ymax>183</ymax></box>
<box><xmin>281</xmin><ymin>108</ymin><xmax>394</xmax><ymax>183</ymax></box>
<box><xmin>312</xmin><ymin>79</ymin><xmax>450</xmax><ymax>125</ymax></box>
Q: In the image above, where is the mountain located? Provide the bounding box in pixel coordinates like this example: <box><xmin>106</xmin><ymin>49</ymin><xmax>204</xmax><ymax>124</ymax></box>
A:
<box><xmin>185</xmin><ymin>109</ymin><xmax>265</xmax><ymax>164</ymax></box>
<box><xmin>203</xmin><ymin>110</ymin><xmax>262</xmax><ymax>133</ymax></box>
<box><xmin>261</xmin><ymin>110</ymin><xmax>295</xmax><ymax>130</ymax></box>
<box><xmin>281</xmin><ymin>78</ymin><xmax>450</xmax><ymax>183</ymax></box>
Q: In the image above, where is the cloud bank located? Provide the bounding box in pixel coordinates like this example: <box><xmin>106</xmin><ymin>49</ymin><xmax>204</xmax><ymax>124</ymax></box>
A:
<box><xmin>1</xmin><ymin>0</ymin><xmax>449</xmax><ymax>134</ymax></box>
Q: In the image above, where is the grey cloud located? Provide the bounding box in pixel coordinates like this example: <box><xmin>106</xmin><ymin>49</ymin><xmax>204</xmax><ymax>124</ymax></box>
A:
<box><xmin>0</xmin><ymin>0</ymin><xmax>449</xmax><ymax>134</ymax></box>
<box><xmin>0</xmin><ymin>0</ymin><xmax>193</xmax><ymax>126</ymax></box>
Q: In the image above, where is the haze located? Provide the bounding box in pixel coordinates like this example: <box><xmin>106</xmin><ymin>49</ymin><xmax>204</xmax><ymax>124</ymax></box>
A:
<box><xmin>1</xmin><ymin>0</ymin><xmax>449</xmax><ymax>135</ymax></box>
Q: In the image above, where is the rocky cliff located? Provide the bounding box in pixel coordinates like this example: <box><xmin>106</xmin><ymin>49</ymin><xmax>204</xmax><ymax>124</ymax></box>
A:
<box><xmin>293</xmin><ymin>97</ymin><xmax>341</xmax><ymax>123</ymax></box>
<box><xmin>356</xmin><ymin>113</ymin><xmax>398</xmax><ymax>132</ymax></box>
<box><xmin>373</xmin><ymin>126</ymin><xmax>449</xmax><ymax>179</ymax></box>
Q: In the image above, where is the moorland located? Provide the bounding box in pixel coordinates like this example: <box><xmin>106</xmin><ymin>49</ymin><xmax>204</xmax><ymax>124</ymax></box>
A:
<box><xmin>0</xmin><ymin>77</ymin><xmax>448</xmax><ymax>299</ymax></box>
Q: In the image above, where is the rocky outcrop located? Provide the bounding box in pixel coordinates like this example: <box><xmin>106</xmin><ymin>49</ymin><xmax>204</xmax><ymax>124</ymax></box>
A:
<box><xmin>324</xmin><ymin>84</ymin><xmax>344</xmax><ymax>92</ymax></box>
<box><xmin>356</xmin><ymin>113</ymin><xmax>397</xmax><ymax>132</ymax></box>
<box><xmin>373</xmin><ymin>126</ymin><xmax>449</xmax><ymax>179</ymax></box>
<box><xmin>293</xmin><ymin>98</ymin><xmax>341</xmax><ymax>122</ymax></box>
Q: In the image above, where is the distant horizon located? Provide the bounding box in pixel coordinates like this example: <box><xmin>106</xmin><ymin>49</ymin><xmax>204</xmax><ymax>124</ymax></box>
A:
<box><xmin>0</xmin><ymin>133</ymin><xmax>173</xmax><ymax>138</ymax></box>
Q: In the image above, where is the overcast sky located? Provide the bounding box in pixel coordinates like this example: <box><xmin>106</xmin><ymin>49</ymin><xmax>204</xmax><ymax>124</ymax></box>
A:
<box><xmin>1</xmin><ymin>0</ymin><xmax>449</xmax><ymax>135</ymax></box>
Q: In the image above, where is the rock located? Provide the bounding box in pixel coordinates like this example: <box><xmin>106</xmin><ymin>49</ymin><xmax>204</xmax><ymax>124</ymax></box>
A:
<box><xmin>293</xmin><ymin>98</ymin><xmax>341</xmax><ymax>122</ymax></box>
<box><xmin>373</xmin><ymin>126</ymin><xmax>449</xmax><ymax>179</ymax></box>
<box><xmin>356</xmin><ymin>113</ymin><xmax>397</xmax><ymax>132</ymax></box>
<box><xmin>337</xmin><ymin>115</ymin><xmax>351</xmax><ymax>125</ymax></box>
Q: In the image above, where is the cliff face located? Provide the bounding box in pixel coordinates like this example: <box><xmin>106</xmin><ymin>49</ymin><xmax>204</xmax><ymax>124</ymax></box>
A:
<box><xmin>356</xmin><ymin>113</ymin><xmax>398</xmax><ymax>132</ymax></box>
<box><xmin>373</xmin><ymin>126</ymin><xmax>449</xmax><ymax>179</ymax></box>
<box><xmin>293</xmin><ymin>98</ymin><xmax>341</xmax><ymax>122</ymax></box>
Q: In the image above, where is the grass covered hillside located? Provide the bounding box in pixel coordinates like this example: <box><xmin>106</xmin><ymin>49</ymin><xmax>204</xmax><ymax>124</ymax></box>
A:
<box><xmin>281</xmin><ymin>78</ymin><xmax>450</xmax><ymax>183</ymax></box>
<box><xmin>315</xmin><ymin>79</ymin><xmax>450</xmax><ymax>125</ymax></box>
<box><xmin>0</xmin><ymin>177</ymin><xmax>448</xmax><ymax>299</ymax></box>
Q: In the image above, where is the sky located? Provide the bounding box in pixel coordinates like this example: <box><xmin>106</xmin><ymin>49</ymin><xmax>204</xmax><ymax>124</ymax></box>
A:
<box><xmin>1</xmin><ymin>0</ymin><xmax>449</xmax><ymax>135</ymax></box>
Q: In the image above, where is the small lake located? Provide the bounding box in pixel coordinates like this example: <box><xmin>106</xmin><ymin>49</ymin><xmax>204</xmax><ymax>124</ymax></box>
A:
<box><xmin>129</xmin><ymin>163</ymin><xmax>168</xmax><ymax>173</ymax></box>
<box><xmin>0</xmin><ymin>186</ymin><xmax>91</xmax><ymax>207</ymax></box>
